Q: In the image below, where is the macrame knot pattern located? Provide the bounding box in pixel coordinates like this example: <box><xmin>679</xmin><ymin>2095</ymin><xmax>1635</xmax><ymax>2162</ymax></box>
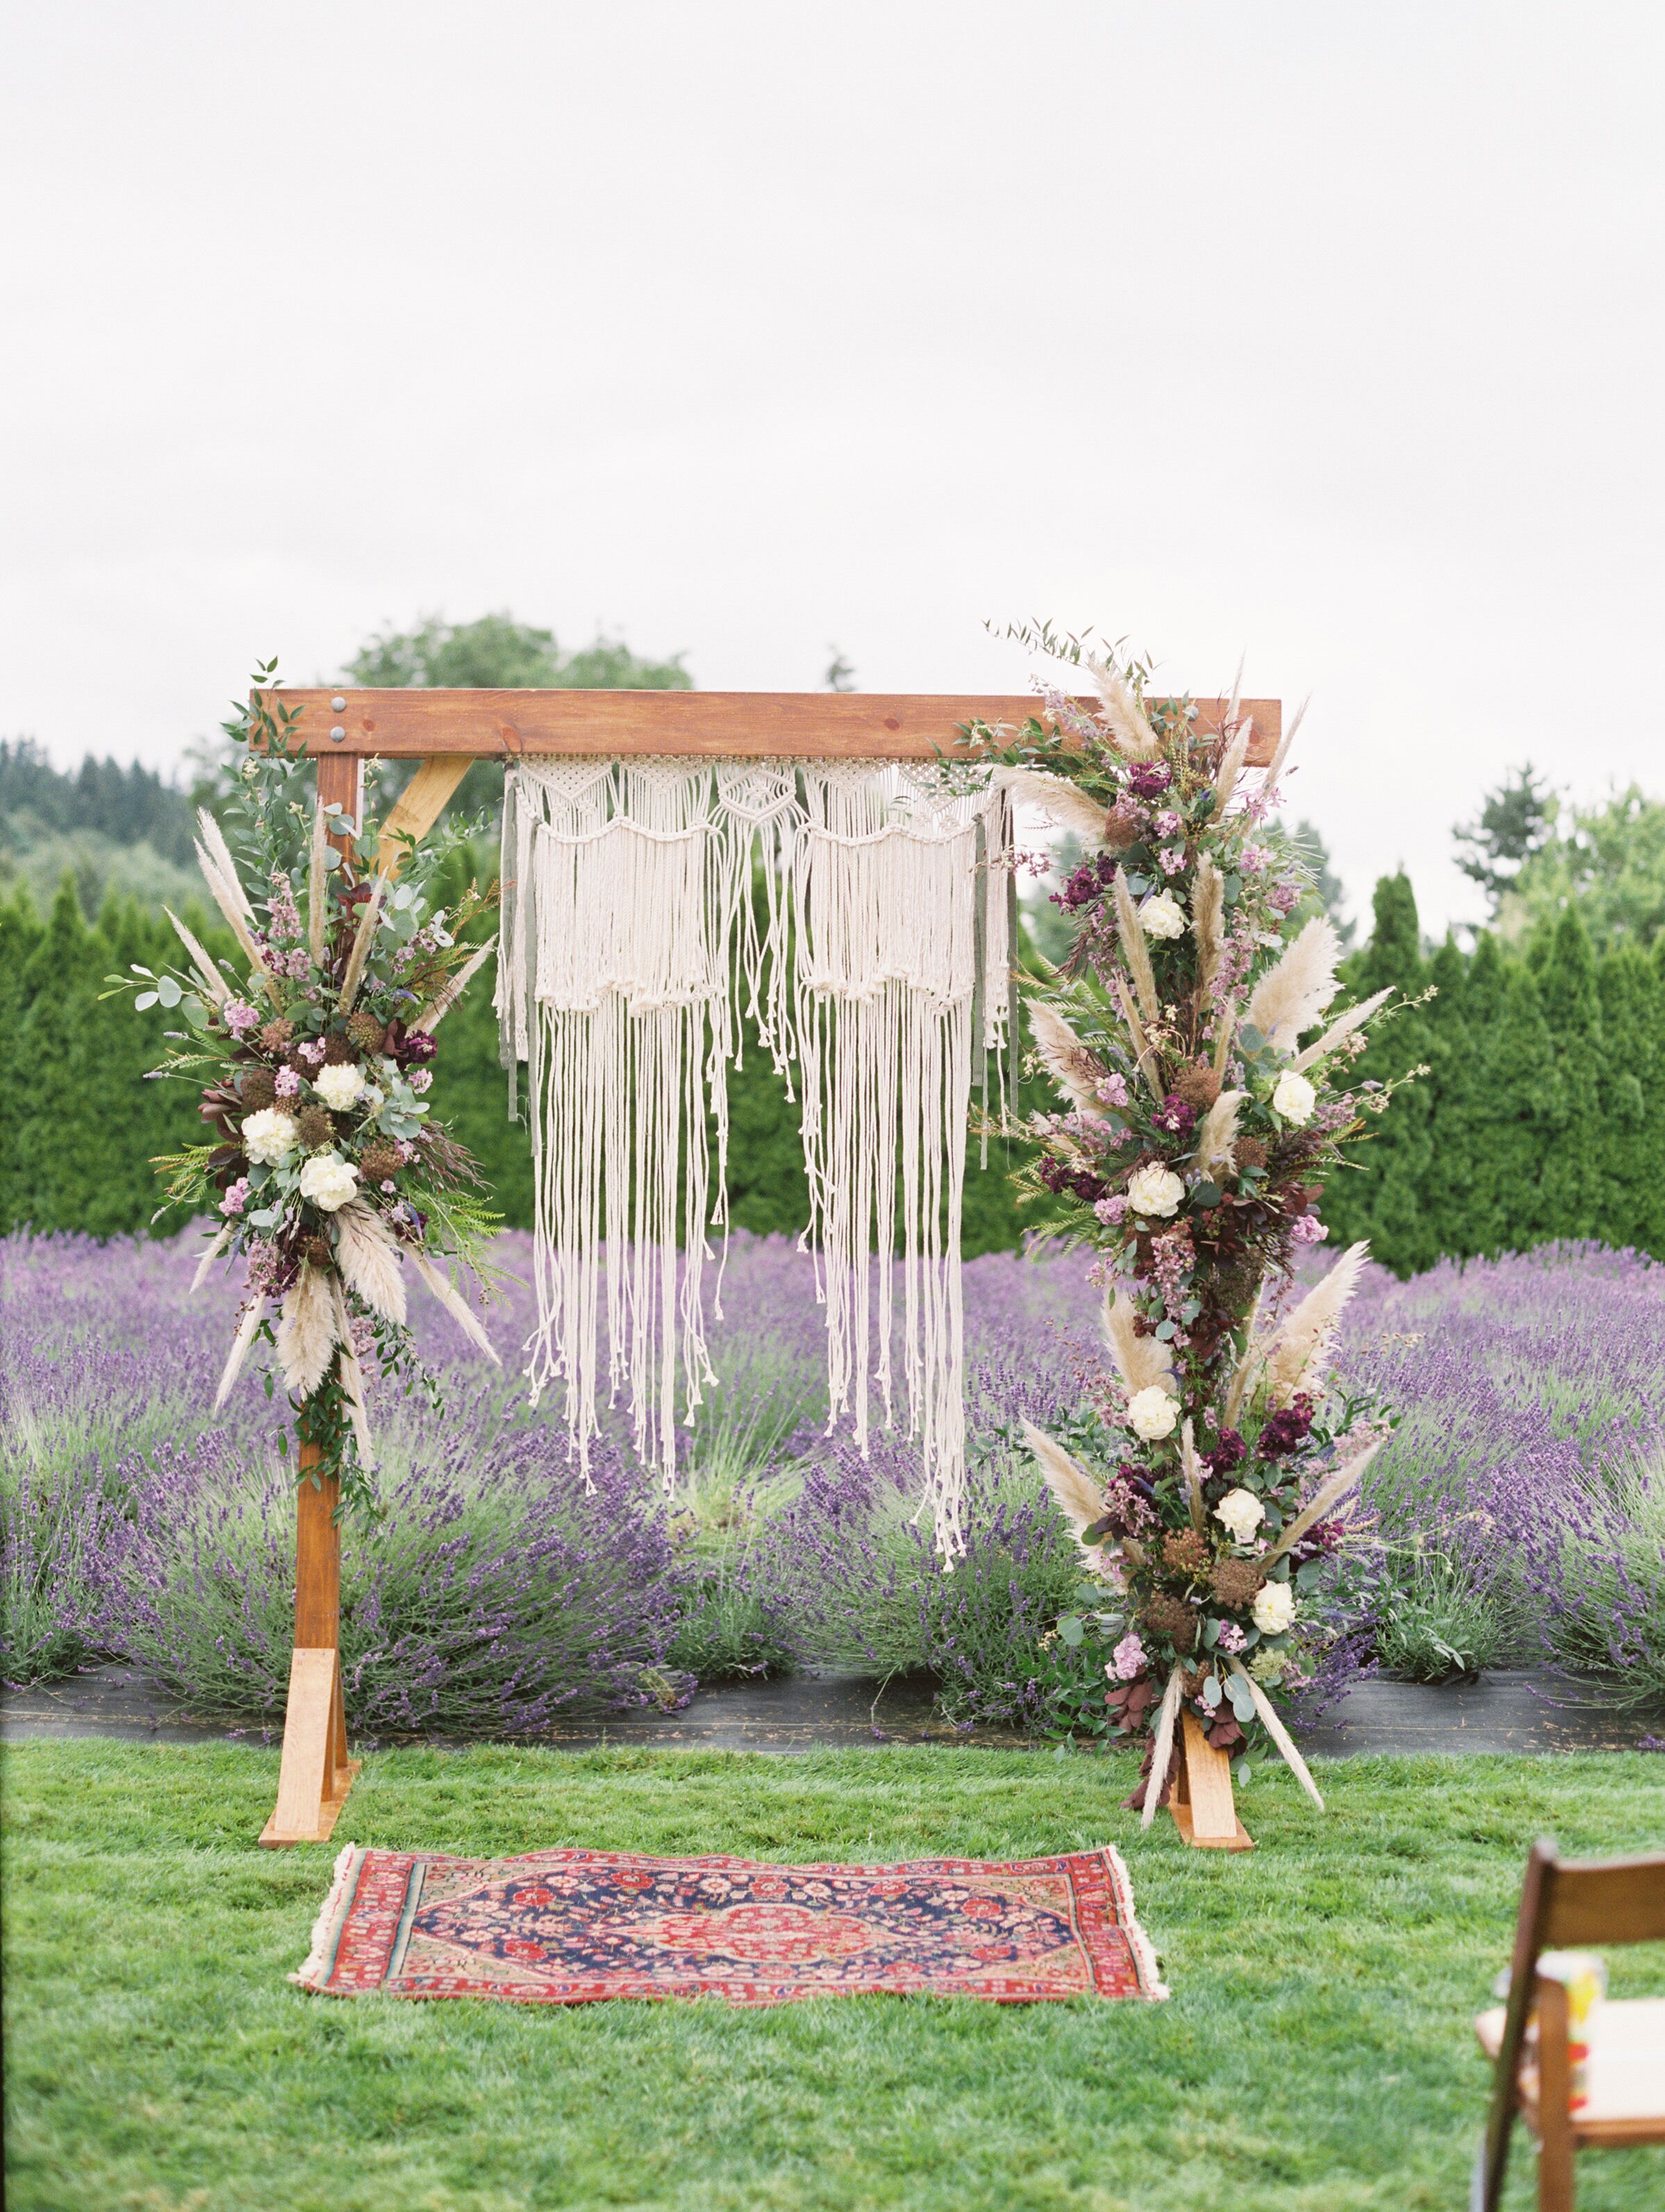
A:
<box><xmin>496</xmin><ymin>755</ymin><xmax>1013</xmax><ymax>1559</ymax></box>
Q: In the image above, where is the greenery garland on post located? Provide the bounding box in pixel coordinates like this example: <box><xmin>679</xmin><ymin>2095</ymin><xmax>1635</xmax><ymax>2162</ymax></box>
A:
<box><xmin>972</xmin><ymin>632</ymin><xmax>1425</xmax><ymax>1815</ymax></box>
<box><xmin>104</xmin><ymin>670</ymin><xmax>503</xmax><ymax>1520</ymax></box>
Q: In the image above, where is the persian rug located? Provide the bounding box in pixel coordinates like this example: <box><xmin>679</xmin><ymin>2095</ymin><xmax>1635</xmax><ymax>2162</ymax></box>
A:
<box><xmin>295</xmin><ymin>1842</ymin><xmax>1167</xmax><ymax>2006</ymax></box>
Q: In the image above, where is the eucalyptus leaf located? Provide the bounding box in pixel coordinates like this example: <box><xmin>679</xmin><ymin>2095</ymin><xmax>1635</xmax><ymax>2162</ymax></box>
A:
<box><xmin>1059</xmin><ymin>1615</ymin><xmax>1085</xmax><ymax>1649</ymax></box>
<box><xmin>1202</xmin><ymin>1673</ymin><xmax>1223</xmax><ymax>1708</ymax></box>
<box><xmin>133</xmin><ymin>991</ymin><xmax>158</xmax><ymax>1011</ymax></box>
<box><xmin>157</xmin><ymin>975</ymin><xmax>182</xmax><ymax>1007</ymax></box>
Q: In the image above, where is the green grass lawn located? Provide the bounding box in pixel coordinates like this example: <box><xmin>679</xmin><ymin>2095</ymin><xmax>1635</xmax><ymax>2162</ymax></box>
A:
<box><xmin>4</xmin><ymin>1742</ymin><xmax>1664</xmax><ymax>2212</ymax></box>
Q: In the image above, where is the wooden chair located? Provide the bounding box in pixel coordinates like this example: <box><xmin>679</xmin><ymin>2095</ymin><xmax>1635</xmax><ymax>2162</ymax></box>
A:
<box><xmin>1473</xmin><ymin>1838</ymin><xmax>1665</xmax><ymax>2211</ymax></box>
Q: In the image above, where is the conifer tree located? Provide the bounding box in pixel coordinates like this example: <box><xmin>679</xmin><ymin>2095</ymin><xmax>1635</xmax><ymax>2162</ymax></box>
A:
<box><xmin>1538</xmin><ymin>908</ymin><xmax>1604</xmax><ymax>1238</ymax></box>
<box><xmin>0</xmin><ymin>888</ymin><xmax>43</xmax><ymax>1232</ymax></box>
<box><xmin>1418</xmin><ymin>936</ymin><xmax>1481</xmax><ymax>1260</ymax></box>
<box><xmin>1477</xmin><ymin>961</ymin><xmax>1559</xmax><ymax>1253</ymax></box>
<box><xmin>1598</xmin><ymin>945</ymin><xmax>1665</xmax><ymax>1255</ymax></box>
<box><xmin>1325</xmin><ymin>873</ymin><xmax>1436</xmax><ymax>1274</ymax></box>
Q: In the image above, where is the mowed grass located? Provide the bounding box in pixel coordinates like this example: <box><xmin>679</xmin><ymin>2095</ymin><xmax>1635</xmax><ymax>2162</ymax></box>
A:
<box><xmin>4</xmin><ymin>1743</ymin><xmax>1664</xmax><ymax>2212</ymax></box>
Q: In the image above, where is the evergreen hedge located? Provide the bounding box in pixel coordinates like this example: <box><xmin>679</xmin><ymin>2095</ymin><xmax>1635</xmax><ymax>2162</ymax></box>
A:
<box><xmin>0</xmin><ymin>870</ymin><xmax>1041</xmax><ymax>1257</ymax></box>
<box><xmin>9</xmin><ymin>864</ymin><xmax>1662</xmax><ymax>1275</ymax></box>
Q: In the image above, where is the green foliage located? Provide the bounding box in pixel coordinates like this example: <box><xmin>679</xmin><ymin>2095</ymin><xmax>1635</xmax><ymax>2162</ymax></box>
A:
<box><xmin>6</xmin><ymin>1742</ymin><xmax>1665</xmax><ymax>2211</ymax></box>
<box><xmin>0</xmin><ymin>878</ymin><xmax>218</xmax><ymax>1237</ymax></box>
<box><xmin>1327</xmin><ymin>872</ymin><xmax>1665</xmax><ymax>1273</ymax></box>
<box><xmin>1499</xmin><ymin>782</ymin><xmax>1665</xmax><ymax>950</ymax></box>
<box><xmin>1452</xmin><ymin>761</ymin><xmax>1557</xmax><ymax>911</ymax></box>
<box><xmin>344</xmin><ymin>611</ymin><xmax>693</xmax><ymax>693</ymax></box>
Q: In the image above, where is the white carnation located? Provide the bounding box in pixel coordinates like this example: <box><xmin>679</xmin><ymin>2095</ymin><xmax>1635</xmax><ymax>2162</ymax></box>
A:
<box><xmin>1272</xmin><ymin>1070</ymin><xmax>1316</xmax><ymax>1125</ymax></box>
<box><xmin>1252</xmin><ymin>1580</ymin><xmax>1297</xmax><ymax>1635</ymax></box>
<box><xmin>1140</xmin><ymin>891</ymin><xmax>1187</xmax><ymax>941</ymax></box>
<box><xmin>1127</xmin><ymin>1385</ymin><xmax>1179</xmax><ymax>1441</ymax></box>
<box><xmin>314</xmin><ymin>1061</ymin><xmax>367</xmax><ymax>1112</ymax></box>
<box><xmin>298</xmin><ymin>1153</ymin><xmax>360</xmax><ymax>1212</ymax></box>
<box><xmin>1213</xmin><ymin>1487</ymin><xmax>1266</xmax><ymax>1545</ymax></box>
<box><xmin>1127</xmin><ymin>1162</ymin><xmax>1185</xmax><ymax>1218</ymax></box>
<box><xmin>241</xmin><ymin>1107</ymin><xmax>299</xmax><ymax>1165</ymax></box>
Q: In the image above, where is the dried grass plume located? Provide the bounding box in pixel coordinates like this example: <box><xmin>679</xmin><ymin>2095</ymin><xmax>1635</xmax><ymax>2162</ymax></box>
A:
<box><xmin>1022</xmin><ymin>1419</ymin><xmax>1114</xmax><ymax>1578</ymax></box>
<box><xmin>1102</xmin><ymin>1291</ymin><xmax>1175</xmax><ymax>1398</ymax></box>
<box><xmin>1027</xmin><ymin>1001</ymin><xmax>1103</xmax><ymax>1114</ymax></box>
<box><xmin>1245</xmin><ymin>916</ymin><xmax>1341</xmax><ymax>1052</ymax></box>
<box><xmin>333</xmin><ymin>1202</ymin><xmax>408</xmax><ymax>1325</ymax></box>
<box><xmin>276</xmin><ymin>1264</ymin><xmax>338</xmax><ymax>1396</ymax></box>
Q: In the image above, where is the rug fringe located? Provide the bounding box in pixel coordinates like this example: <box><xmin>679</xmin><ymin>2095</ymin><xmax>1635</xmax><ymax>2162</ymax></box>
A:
<box><xmin>1101</xmin><ymin>1843</ymin><xmax>1169</xmax><ymax>2000</ymax></box>
<box><xmin>292</xmin><ymin>1841</ymin><xmax>361</xmax><ymax>1992</ymax></box>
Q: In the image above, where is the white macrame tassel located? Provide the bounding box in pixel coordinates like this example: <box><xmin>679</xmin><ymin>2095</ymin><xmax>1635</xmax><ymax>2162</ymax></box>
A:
<box><xmin>499</xmin><ymin>754</ymin><xmax>1006</xmax><ymax>1559</ymax></box>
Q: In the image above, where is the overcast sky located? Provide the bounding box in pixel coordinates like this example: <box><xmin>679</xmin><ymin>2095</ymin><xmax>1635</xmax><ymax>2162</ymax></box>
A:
<box><xmin>4</xmin><ymin>2</ymin><xmax>1660</xmax><ymax>935</ymax></box>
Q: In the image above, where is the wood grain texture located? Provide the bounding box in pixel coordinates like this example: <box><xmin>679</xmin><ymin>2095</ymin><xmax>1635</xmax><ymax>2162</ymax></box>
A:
<box><xmin>376</xmin><ymin>756</ymin><xmax>474</xmax><ymax>876</ymax></box>
<box><xmin>260</xmin><ymin>689</ymin><xmax>1281</xmax><ymax>766</ymax></box>
<box><xmin>293</xmin><ymin>1447</ymin><xmax>340</xmax><ymax>1648</ymax></box>
<box><xmin>258</xmin><ymin>1644</ymin><xmax>360</xmax><ymax>1848</ymax></box>
<box><xmin>1170</xmin><ymin>1711</ymin><xmax>1254</xmax><ymax>1851</ymax></box>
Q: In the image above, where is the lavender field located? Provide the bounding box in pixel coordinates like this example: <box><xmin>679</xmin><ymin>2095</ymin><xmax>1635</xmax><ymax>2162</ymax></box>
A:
<box><xmin>3</xmin><ymin>1228</ymin><xmax>1664</xmax><ymax>1731</ymax></box>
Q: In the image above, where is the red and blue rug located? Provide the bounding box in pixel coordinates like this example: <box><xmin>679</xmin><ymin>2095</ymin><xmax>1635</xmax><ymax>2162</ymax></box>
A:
<box><xmin>296</xmin><ymin>1842</ymin><xmax>1166</xmax><ymax>2006</ymax></box>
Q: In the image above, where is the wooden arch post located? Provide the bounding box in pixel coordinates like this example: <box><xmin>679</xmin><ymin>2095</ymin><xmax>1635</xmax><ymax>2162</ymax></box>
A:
<box><xmin>253</xmin><ymin>688</ymin><xmax>1279</xmax><ymax>1849</ymax></box>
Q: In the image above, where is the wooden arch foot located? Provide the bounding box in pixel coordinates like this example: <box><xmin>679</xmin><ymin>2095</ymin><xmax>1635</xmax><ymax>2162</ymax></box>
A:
<box><xmin>260</xmin><ymin>1646</ymin><xmax>361</xmax><ymax>1847</ymax></box>
<box><xmin>1170</xmin><ymin>1709</ymin><xmax>1254</xmax><ymax>1851</ymax></box>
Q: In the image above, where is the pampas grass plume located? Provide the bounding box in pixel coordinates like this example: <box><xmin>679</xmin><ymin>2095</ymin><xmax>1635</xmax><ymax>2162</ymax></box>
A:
<box><xmin>1192</xmin><ymin>855</ymin><xmax>1224</xmax><ymax>1000</ymax></box>
<box><xmin>1022</xmin><ymin>1418</ymin><xmax>1113</xmax><ymax>1577</ymax></box>
<box><xmin>163</xmin><ymin>908</ymin><xmax>229</xmax><ymax>1007</ymax></box>
<box><xmin>412</xmin><ymin>1252</ymin><xmax>501</xmax><ymax>1364</ymax></box>
<box><xmin>1113</xmin><ymin>866</ymin><xmax>1159</xmax><ymax>1020</ymax></box>
<box><xmin>276</xmin><ymin>1264</ymin><xmax>338</xmax><ymax>1396</ymax></box>
<box><xmin>1291</xmin><ymin>987</ymin><xmax>1393</xmax><ymax>1075</ymax></box>
<box><xmin>337</xmin><ymin>875</ymin><xmax>386</xmax><ymax>1015</ymax></box>
<box><xmin>1261</xmin><ymin>1239</ymin><xmax>1371</xmax><ymax>1407</ymax></box>
<box><xmin>1086</xmin><ymin>657</ymin><xmax>1161</xmax><ymax>760</ymax></box>
<box><xmin>190</xmin><ymin>1224</ymin><xmax>231</xmax><ymax>1293</ymax></box>
<box><xmin>1141</xmin><ymin>1666</ymin><xmax>1185</xmax><ymax>1829</ymax></box>
<box><xmin>412</xmin><ymin>935</ymin><xmax>497</xmax><ymax>1037</ymax></box>
<box><xmin>1102</xmin><ymin>1290</ymin><xmax>1175</xmax><ymax>1398</ymax></box>
<box><xmin>333</xmin><ymin>1203</ymin><xmax>408</xmax><ymax>1325</ymax></box>
<box><xmin>213</xmin><ymin>1300</ymin><xmax>265</xmax><ymax>1410</ymax></box>
<box><xmin>307</xmin><ymin>800</ymin><xmax>329</xmax><ymax>967</ymax></box>
<box><xmin>999</xmin><ymin>768</ymin><xmax>1109</xmax><ymax>846</ymax></box>
<box><xmin>1195</xmin><ymin>1089</ymin><xmax>1245</xmax><ymax>1180</ymax></box>
<box><xmin>1212</xmin><ymin>728</ymin><xmax>1249</xmax><ymax>818</ymax></box>
<box><xmin>1027</xmin><ymin>1000</ymin><xmax>1102</xmax><ymax>1114</ymax></box>
<box><xmin>1245</xmin><ymin>916</ymin><xmax>1341</xmax><ymax>1051</ymax></box>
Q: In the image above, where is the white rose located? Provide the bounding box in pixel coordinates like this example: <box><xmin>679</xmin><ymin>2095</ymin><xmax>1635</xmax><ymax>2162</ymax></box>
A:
<box><xmin>1272</xmin><ymin>1070</ymin><xmax>1316</xmax><ymax>1125</ymax></box>
<box><xmin>1213</xmin><ymin>1487</ymin><xmax>1266</xmax><ymax>1546</ymax></box>
<box><xmin>1126</xmin><ymin>1162</ymin><xmax>1185</xmax><ymax>1218</ymax></box>
<box><xmin>1252</xmin><ymin>1580</ymin><xmax>1297</xmax><ymax>1635</ymax></box>
<box><xmin>314</xmin><ymin>1061</ymin><xmax>367</xmax><ymax>1112</ymax></box>
<box><xmin>1140</xmin><ymin>891</ymin><xmax>1187</xmax><ymax>941</ymax></box>
<box><xmin>241</xmin><ymin>1107</ymin><xmax>299</xmax><ymax>1165</ymax></box>
<box><xmin>1127</xmin><ymin>1385</ymin><xmax>1179</xmax><ymax>1441</ymax></box>
<box><xmin>298</xmin><ymin>1153</ymin><xmax>360</xmax><ymax>1212</ymax></box>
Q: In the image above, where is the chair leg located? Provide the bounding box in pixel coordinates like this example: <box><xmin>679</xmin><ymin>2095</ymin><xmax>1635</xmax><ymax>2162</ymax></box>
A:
<box><xmin>1534</xmin><ymin>1976</ymin><xmax>1575</xmax><ymax>2212</ymax></box>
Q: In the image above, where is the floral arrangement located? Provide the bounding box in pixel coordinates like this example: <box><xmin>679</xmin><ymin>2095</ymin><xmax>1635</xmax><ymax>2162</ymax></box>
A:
<box><xmin>106</xmin><ymin>675</ymin><xmax>502</xmax><ymax>1517</ymax></box>
<box><xmin>970</xmin><ymin>632</ymin><xmax>1425</xmax><ymax>1819</ymax></box>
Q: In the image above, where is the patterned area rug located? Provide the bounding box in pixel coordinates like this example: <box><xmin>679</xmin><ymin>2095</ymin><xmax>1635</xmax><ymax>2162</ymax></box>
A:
<box><xmin>295</xmin><ymin>1842</ymin><xmax>1167</xmax><ymax>2006</ymax></box>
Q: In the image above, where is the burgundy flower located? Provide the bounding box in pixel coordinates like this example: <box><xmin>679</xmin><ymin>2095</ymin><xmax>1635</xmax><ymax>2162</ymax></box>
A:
<box><xmin>1203</xmin><ymin>1427</ymin><xmax>1248</xmax><ymax>1476</ymax></box>
<box><xmin>1154</xmin><ymin>1094</ymin><xmax>1197</xmax><ymax>1135</ymax></box>
<box><xmin>1258</xmin><ymin>1394</ymin><xmax>1316</xmax><ymax>1458</ymax></box>
<box><xmin>1126</xmin><ymin>764</ymin><xmax>1172</xmax><ymax>799</ymax></box>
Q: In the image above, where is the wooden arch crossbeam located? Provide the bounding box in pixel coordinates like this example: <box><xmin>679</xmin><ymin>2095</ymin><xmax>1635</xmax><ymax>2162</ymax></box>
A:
<box><xmin>256</xmin><ymin>686</ymin><xmax>1279</xmax><ymax>1848</ymax></box>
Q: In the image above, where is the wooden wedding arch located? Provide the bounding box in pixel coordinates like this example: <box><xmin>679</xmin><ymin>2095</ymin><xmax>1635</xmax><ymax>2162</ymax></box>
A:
<box><xmin>256</xmin><ymin>686</ymin><xmax>1282</xmax><ymax>1851</ymax></box>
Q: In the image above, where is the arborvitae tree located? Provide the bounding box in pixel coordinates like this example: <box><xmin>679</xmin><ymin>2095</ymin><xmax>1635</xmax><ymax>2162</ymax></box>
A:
<box><xmin>1598</xmin><ymin>946</ymin><xmax>1665</xmax><ymax>1255</ymax></box>
<box><xmin>1326</xmin><ymin>873</ymin><xmax>1437</xmax><ymax>1275</ymax></box>
<box><xmin>9</xmin><ymin>876</ymin><xmax>98</xmax><ymax>1232</ymax></box>
<box><xmin>1477</xmin><ymin>961</ymin><xmax>1559</xmax><ymax>1254</ymax></box>
<box><xmin>1417</xmin><ymin>936</ymin><xmax>1482</xmax><ymax>1260</ymax></box>
<box><xmin>1537</xmin><ymin>907</ymin><xmax>1605</xmax><ymax>1238</ymax></box>
<box><xmin>1456</xmin><ymin>933</ymin><xmax>1511</xmax><ymax>1251</ymax></box>
<box><xmin>0</xmin><ymin>888</ymin><xmax>43</xmax><ymax>1230</ymax></box>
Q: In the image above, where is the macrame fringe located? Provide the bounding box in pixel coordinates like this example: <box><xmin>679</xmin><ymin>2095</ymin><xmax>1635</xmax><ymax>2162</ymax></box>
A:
<box><xmin>497</xmin><ymin>756</ymin><xmax>1011</xmax><ymax>1555</ymax></box>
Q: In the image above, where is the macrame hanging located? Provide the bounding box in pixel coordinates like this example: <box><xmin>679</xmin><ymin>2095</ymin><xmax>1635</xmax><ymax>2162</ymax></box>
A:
<box><xmin>496</xmin><ymin>754</ymin><xmax>1012</xmax><ymax>1558</ymax></box>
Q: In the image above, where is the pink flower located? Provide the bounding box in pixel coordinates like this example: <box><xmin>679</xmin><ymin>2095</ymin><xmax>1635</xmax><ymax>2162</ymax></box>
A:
<box><xmin>224</xmin><ymin>1001</ymin><xmax>258</xmax><ymax>1037</ymax></box>
<box><xmin>1290</xmin><ymin>1212</ymin><xmax>1329</xmax><ymax>1246</ymax></box>
<box><xmin>220</xmin><ymin>1178</ymin><xmax>249</xmax><ymax>1216</ymax></box>
<box><xmin>297</xmin><ymin>1039</ymin><xmax>326</xmax><ymax>1067</ymax></box>
<box><xmin>1109</xmin><ymin>1631</ymin><xmax>1147</xmax><ymax>1681</ymax></box>
<box><xmin>274</xmin><ymin>1065</ymin><xmax>300</xmax><ymax>1097</ymax></box>
<box><xmin>1159</xmin><ymin>846</ymin><xmax>1186</xmax><ymax>875</ymax></box>
<box><xmin>1215</xmin><ymin>1621</ymin><xmax>1248</xmax><ymax>1653</ymax></box>
<box><xmin>408</xmin><ymin>1068</ymin><xmax>432</xmax><ymax>1093</ymax></box>
<box><xmin>1096</xmin><ymin>1071</ymin><xmax>1129</xmax><ymax>1108</ymax></box>
<box><xmin>1094</xmin><ymin>1194</ymin><xmax>1128</xmax><ymax>1225</ymax></box>
<box><xmin>1268</xmin><ymin>881</ymin><xmax>1300</xmax><ymax>913</ymax></box>
<box><xmin>1240</xmin><ymin>843</ymin><xmax>1271</xmax><ymax>875</ymax></box>
<box><xmin>1154</xmin><ymin>809</ymin><xmax>1182</xmax><ymax>838</ymax></box>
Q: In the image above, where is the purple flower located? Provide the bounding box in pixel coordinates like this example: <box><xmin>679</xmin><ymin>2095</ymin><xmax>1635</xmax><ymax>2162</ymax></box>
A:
<box><xmin>220</xmin><ymin>1178</ymin><xmax>249</xmax><ymax>1217</ymax></box>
